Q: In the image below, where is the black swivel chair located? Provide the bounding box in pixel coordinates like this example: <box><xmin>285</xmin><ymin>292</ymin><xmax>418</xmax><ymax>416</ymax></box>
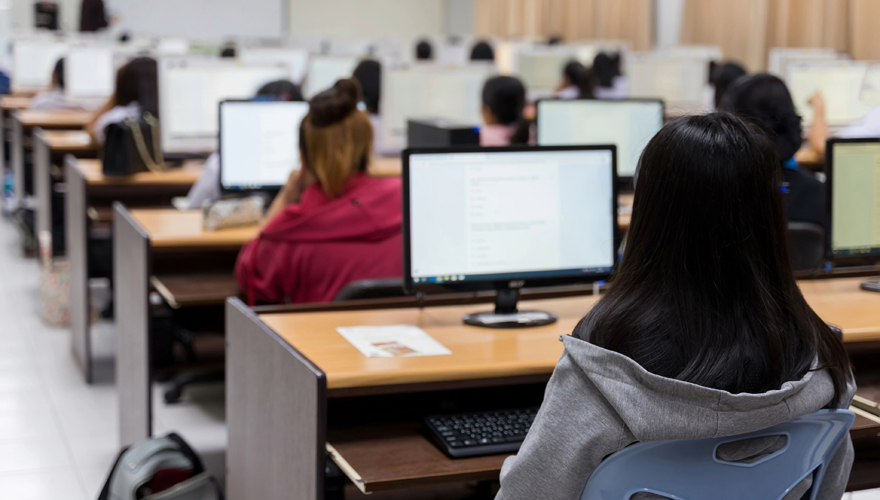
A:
<box><xmin>787</xmin><ymin>221</ymin><xmax>825</xmax><ymax>272</ymax></box>
<box><xmin>333</xmin><ymin>278</ymin><xmax>406</xmax><ymax>301</ymax></box>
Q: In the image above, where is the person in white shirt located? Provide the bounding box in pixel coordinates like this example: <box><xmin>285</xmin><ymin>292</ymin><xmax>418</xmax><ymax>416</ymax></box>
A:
<box><xmin>592</xmin><ymin>52</ymin><xmax>628</xmax><ymax>100</ymax></box>
<box><xmin>31</xmin><ymin>59</ymin><xmax>81</xmax><ymax>111</ymax></box>
<box><xmin>87</xmin><ymin>57</ymin><xmax>158</xmax><ymax>144</ymax></box>
<box><xmin>555</xmin><ymin>61</ymin><xmax>591</xmax><ymax>100</ymax></box>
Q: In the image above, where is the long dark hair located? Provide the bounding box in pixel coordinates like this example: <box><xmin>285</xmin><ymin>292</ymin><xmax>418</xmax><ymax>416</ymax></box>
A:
<box><xmin>115</xmin><ymin>57</ymin><xmax>159</xmax><ymax>119</ymax></box>
<box><xmin>562</xmin><ymin>61</ymin><xmax>593</xmax><ymax>98</ymax></box>
<box><xmin>720</xmin><ymin>73</ymin><xmax>802</xmax><ymax>162</ymax></box>
<box><xmin>574</xmin><ymin>113</ymin><xmax>850</xmax><ymax>407</ymax></box>
<box><xmin>592</xmin><ymin>52</ymin><xmax>621</xmax><ymax>88</ymax></box>
<box><xmin>352</xmin><ymin>59</ymin><xmax>381</xmax><ymax>114</ymax></box>
<box><xmin>482</xmin><ymin>76</ymin><xmax>531</xmax><ymax>144</ymax></box>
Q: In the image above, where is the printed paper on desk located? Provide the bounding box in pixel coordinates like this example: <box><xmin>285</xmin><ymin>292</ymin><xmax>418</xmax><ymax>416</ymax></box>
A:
<box><xmin>336</xmin><ymin>325</ymin><xmax>452</xmax><ymax>358</ymax></box>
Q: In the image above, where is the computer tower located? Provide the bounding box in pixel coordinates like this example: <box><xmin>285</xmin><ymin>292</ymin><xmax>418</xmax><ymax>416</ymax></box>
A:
<box><xmin>407</xmin><ymin>119</ymin><xmax>480</xmax><ymax>148</ymax></box>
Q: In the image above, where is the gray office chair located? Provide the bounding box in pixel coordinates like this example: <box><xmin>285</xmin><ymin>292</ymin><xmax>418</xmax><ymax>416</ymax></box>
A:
<box><xmin>333</xmin><ymin>278</ymin><xmax>406</xmax><ymax>301</ymax></box>
<box><xmin>787</xmin><ymin>222</ymin><xmax>825</xmax><ymax>272</ymax></box>
<box><xmin>580</xmin><ymin>409</ymin><xmax>855</xmax><ymax>500</ymax></box>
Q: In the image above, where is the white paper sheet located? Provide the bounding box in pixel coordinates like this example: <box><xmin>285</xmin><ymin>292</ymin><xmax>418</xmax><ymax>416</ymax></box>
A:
<box><xmin>336</xmin><ymin>325</ymin><xmax>452</xmax><ymax>358</ymax></box>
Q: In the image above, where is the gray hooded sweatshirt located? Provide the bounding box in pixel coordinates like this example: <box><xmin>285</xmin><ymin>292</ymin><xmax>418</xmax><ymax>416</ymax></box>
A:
<box><xmin>495</xmin><ymin>335</ymin><xmax>855</xmax><ymax>500</ymax></box>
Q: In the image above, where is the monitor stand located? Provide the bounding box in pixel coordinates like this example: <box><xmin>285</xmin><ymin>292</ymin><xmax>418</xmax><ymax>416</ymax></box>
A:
<box><xmin>862</xmin><ymin>279</ymin><xmax>880</xmax><ymax>293</ymax></box>
<box><xmin>463</xmin><ymin>289</ymin><xmax>558</xmax><ymax>329</ymax></box>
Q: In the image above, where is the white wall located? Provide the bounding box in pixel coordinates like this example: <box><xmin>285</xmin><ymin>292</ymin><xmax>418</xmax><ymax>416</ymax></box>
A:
<box><xmin>655</xmin><ymin>0</ymin><xmax>685</xmax><ymax>48</ymax></box>
<box><xmin>8</xmin><ymin>0</ymin><xmax>80</xmax><ymax>32</ymax></box>
<box><xmin>288</xmin><ymin>0</ymin><xmax>445</xmax><ymax>39</ymax></box>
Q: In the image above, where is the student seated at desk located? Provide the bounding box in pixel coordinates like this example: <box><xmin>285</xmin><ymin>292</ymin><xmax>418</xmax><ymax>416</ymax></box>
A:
<box><xmin>555</xmin><ymin>61</ymin><xmax>592</xmax><ymax>100</ymax></box>
<box><xmin>470</xmin><ymin>41</ymin><xmax>495</xmax><ymax>61</ymax></box>
<box><xmin>31</xmin><ymin>59</ymin><xmax>80</xmax><ymax>110</ymax></box>
<box><xmin>721</xmin><ymin>74</ymin><xmax>826</xmax><ymax>229</ymax></box>
<box><xmin>86</xmin><ymin>57</ymin><xmax>159</xmax><ymax>144</ymax></box>
<box><xmin>185</xmin><ymin>79</ymin><xmax>305</xmax><ymax>209</ymax></box>
<box><xmin>592</xmin><ymin>52</ymin><xmax>627</xmax><ymax>100</ymax></box>
<box><xmin>351</xmin><ymin>59</ymin><xmax>398</xmax><ymax>157</ymax></box>
<box><xmin>481</xmin><ymin>76</ymin><xmax>533</xmax><ymax>146</ymax></box>
<box><xmin>806</xmin><ymin>94</ymin><xmax>880</xmax><ymax>157</ymax></box>
<box><xmin>711</xmin><ymin>61</ymin><xmax>747</xmax><ymax>109</ymax></box>
<box><xmin>235</xmin><ymin>79</ymin><xmax>402</xmax><ymax>304</ymax></box>
<box><xmin>495</xmin><ymin>113</ymin><xmax>854</xmax><ymax>500</ymax></box>
<box><xmin>415</xmin><ymin>40</ymin><xmax>433</xmax><ymax>61</ymax></box>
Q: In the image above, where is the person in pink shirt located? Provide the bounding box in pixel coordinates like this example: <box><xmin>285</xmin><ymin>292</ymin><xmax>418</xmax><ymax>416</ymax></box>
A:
<box><xmin>480</xmin><ymin>76</ymin><xmax>534</xmax><ymax>146</ymax></box>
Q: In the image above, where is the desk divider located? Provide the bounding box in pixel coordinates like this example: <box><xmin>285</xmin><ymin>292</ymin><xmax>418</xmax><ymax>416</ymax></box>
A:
<box><xmin>66</xmin><ymin>157</ymin><xmax>91</xmax><ymax>381</ymax></box>
<box><xmin>114</xmin><ymin>202</ymin><xmax>153</xmax><ymax>446</ymax></box>
<box><xmin>226</xmin><ymin>298</ymin><xmax>326</xmax><ymax>500</ymax></box>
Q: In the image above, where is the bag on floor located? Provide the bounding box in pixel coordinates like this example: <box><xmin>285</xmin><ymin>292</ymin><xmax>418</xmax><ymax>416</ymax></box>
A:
<box><xmin>97</xmin><ymin>432</ymin><xmax>224</xmax><ymax>500</ymax></box>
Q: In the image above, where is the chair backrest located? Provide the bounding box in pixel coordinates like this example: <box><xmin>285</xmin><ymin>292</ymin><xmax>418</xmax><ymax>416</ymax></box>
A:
<box><xmin>580</xmin><ymin>409</ymin><xmax>854</xmax><ymax>500</ymax></box>
<box><xmin>333</xmin><ymin>278</ymin><xmax>406</xmax><ymax>302</ymax></box>
<box><xmin>787</xmin><ymin>222</ymin><xmax>825</xmax><ymax>271</ymax></box>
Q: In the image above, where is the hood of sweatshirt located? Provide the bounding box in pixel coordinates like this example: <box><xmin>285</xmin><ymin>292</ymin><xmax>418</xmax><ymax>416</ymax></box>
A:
<box><xmin>560</xmin><ymin>335</ymin><xmax>852</xmax><ymax>442</ymax></box>
<box><xmin>259</xmin><ymin>174</ymin><xmax>402</xmax><ymax>244</ymax></box>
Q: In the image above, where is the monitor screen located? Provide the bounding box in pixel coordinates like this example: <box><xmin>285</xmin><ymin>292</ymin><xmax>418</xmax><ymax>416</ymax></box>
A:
<box><xmin>828</xmin><ymin>140</ymin><xmax>880</xmax><ymax>258</ymax></box>
<box><xmin>380</xmin><ymin>63</ymin><xmax>493</xmax><ymax>152</ymax></box>
<box><xmin>304</xmin><ymin>56</ymin><xmax>359</xmax><ymax>98</ymax></box>
<box><xmin>625</xmin><ymin>55</ymin><xmax>708</xmax><ymax>108</ymax></box>
<box><xmin>516</xmin><ymin>51</ymin><xmax>571</xmax><ymax>93</ymax></box>
<box><xmin>786</xmin><ymin>63</ymin><xmax>873</xmax><ymax>125</ymax></box>
<box><xmin>220</xmin><ymin>100</ymin><xmax>310</xmax><ymax>190</ymax></box>
<box><xmin>159</xmin><ymin>58</ymin><xmax>290</xmax><ymax>152</ymax></box>
<box><xmin>405</xmin><ymin>147</ymin><xmax>617</xmax><ymax>287</ymax></box>
<box><xmin>239</xmin><ymin>47</ymin><xmax>309</xmax><ymax>85</ymax></box>
<box><xmin>537</xmin><ymin>99</ymin><xmax>663</xmax><ymax>178</ymax></box>
<box><xmin>66</xmin><ymin>47</ymin><xmax>115</xmax><ymax>99</ymax></box>
<box><xmin>12</xmin><ymin>41</ymin><xmax>67</xmax><ymax>91</ymax></box>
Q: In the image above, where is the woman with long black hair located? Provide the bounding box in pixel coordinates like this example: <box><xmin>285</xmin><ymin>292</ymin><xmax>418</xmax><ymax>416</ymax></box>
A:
<box><xmin>495</xmin><ymin>113</ymin><xmax>854</xmax><ymax>500</ymax></box>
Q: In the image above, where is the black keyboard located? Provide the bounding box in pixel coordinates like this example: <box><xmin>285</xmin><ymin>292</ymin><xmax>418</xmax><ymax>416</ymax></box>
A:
<box><xmin>424</xmin><ymin>407</ymin><xmax>539</xmax><ymax>458</ymax></box>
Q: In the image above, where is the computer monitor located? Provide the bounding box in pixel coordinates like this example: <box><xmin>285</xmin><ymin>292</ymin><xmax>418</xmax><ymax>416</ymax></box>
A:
<box><xmin>537</xmin><ymin>99</ymin><xmax>663</xmax><ymax>181</ymax></box>
<box><xmin>625</xmin><ymin>54</ymin><xmax>708</xmax><ymax>110</ymax></box>
<box><xmin>825</xmin><ymin>138</ymin><xmax>880</xmax><ymax>269</ymax></box>
<box><xmin>66</xmin><ymin>47</ymin><xmax>115</xmax><ymax>99</ymax></box>
<box><xmin>12</xmin><ymin>40</ymin><xmax>67</xmax><ymax>92</ymax></box>
<box><xmin>304</xmin><ymin>56</ymin><xmax>359</xmax><ymax>98</ymax></box>
<box><xmin>767</xmin><ymin>47</ymin><xmax>840</xmax><ymax>78</ymax></box>
<box><xmin>786</xmin><ymin>62</ymin><xmax>873</xmax><ymax>126</ymax></box>
<box><xmin>219</xmin><ymin>100</ymin><xmax>310</xmax><ymax>191</ymax></box>
<box><xmin>515</xmin><ymin>49</ymin><xmax>572</xmax><ymax>95</ymax></box>
<box><xmin>158</xmin><ymin>57</ymin><xmax>291</xmax><ymax>153</ymax></box>
<box><xmin>380</xmin><ymin>63</ymin><xmax>494</xmax><ymax>152</ymax></box>
<box><xmin>239</xmin><ymin>47</ymin><xmax>309</xmax><ymax>85</ymax></box>
<box><xmin>404</xmin><ymin>145</ymin><xmax>619</xmax><ymax>328</ymax></box>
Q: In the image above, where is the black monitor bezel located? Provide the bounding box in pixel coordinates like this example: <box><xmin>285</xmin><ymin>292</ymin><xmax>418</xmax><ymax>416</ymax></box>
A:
<box><xmin>218</xmin><ymin>99</ymin><xmax>309</xmax><ymax>194</ymax></box>
<box><xmin>402</xmin><ymin>144</ymin><xmax>621</xmax><ymax>294</ymax></box>
<box><xmin>534</xmin><ymin>97</ymin><xmax>664</xmax><ymax>189</ymax></box>
<box><xmin>824</xmin><ymin>137</ymin><xmax>880</xmax><ymax>265</ymax></box>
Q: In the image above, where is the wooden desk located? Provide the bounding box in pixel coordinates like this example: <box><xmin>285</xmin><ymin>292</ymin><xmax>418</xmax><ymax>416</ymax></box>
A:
<box><xmin>33</xmin><ymin>129</ymin><xmax>98</xmax><ymax>252</ymax></box>
<box><xmin>369</xmin><ymin>156</ymin><xmax>402</xmax><ymax>178</ymax></box>
<box><xmin>0</xmin><ymin>96</ymin><xmax>33</xmax><ymax>111</ymax></box>
<box><xmin>66</xmin><ymin>158</ymin><xmax>202</xmax><ymax>384</ymax></box>
<box><xmin>11</xmin><ymin>109</ymin><xmax>94</xmax><ymax>208</ymax></box>
<box><xmin>226</xmin><ymin>278</ymin><xmax>880</xmax><ymax>498</ymax></box>
<box><xmin>114</xmin><ymin>206</ymin><xmax>255</xmax><ymax>446</ymax></box>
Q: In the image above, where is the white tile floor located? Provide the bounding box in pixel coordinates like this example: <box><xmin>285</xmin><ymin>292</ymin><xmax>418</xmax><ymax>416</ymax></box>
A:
<box><xmin>0</xmin><ymin>217</ymin><xmax>225</xmax><ymax>499</ymax></box>
<box><xmin>1</xmin><ymin>215</ymin><xmax>880</xmax><ymax>499</ymax></box>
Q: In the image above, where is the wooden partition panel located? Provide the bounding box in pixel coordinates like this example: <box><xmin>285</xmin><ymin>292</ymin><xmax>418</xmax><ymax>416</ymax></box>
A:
<box><xmin>474</xmin><ymin>0</ymin><xmax>652</xmax><ymax>50</ymax></box>
<box><xmin>66</xmin><ymin>158</ymin><xmax>91</xmax><ymax>382</ymax></box>
<box><xmin>114</xmin><ymin>203</ymin><xmax>153</xmax><ymax>446</ymax></box>
<box><xmin>226</xmin><ymin>298</ymin><xmax>326</xmax><ymax>500</ymax></box>
<box><xmin>33</xmin><ymin>129</ymin><xmax>51</xmax><ymax>239</ymax></box>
